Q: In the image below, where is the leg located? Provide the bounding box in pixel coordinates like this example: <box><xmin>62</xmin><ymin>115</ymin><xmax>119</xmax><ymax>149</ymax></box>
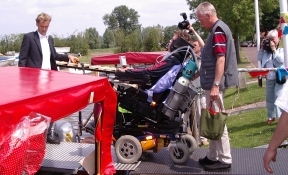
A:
<box><xmin>199</xmin><ymin>90</ymin><xmax>231</xmax><ymax>171</ymax></box>
<box><xmin>266</xmin><ymin>79</ymin><xmax>276</xmax><ymax>121</ymax></box>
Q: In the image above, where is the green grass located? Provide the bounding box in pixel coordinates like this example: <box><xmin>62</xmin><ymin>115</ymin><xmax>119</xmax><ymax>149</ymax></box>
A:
<box><xmin>227</xmin><ymin>108</ymin><xmax>276</xmax><ymax>148</ymax></box>
<box><xmin>79</xmin><ymin>48</ymin><xmax>116</xmax><ymax>63</ymax></box>
<box><xmin>224</xmin><ymin>82</ymin><xmax>266</xmax><ymax>109</ymax></box>
<box><xmin>221</xmin><ymin>49</ymin><xmax>272</xmax><ymax>148</ymax></box>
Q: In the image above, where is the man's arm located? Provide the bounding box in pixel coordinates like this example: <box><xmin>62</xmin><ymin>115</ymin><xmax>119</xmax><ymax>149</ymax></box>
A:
<box><xmin>210</xmin><ymin>55</ymin><xmax>225</xmax><ymax>99</ymax></box>
<box><xmin>263</xmin><ymin>111</ymin><xmax>288</xmax><ymax>173</ymax></box>
<box><xmin>50</xmin><ymin>36</ymin><xmax>79</xmax><ymax>62</ymax></box>
<box><xmin>214</xmin><ymin>55</ymin><xmax>225</xmax><ymax>83</ymax></box>
<box><xmin>267</xmin><ymin>111</ymin><xmax>288</xmax><ymax>150</ymax></box>
<box><xmin>18</xmin><ymin>34</ymin><xmax>30</xmax><ymax>67</ymax></box>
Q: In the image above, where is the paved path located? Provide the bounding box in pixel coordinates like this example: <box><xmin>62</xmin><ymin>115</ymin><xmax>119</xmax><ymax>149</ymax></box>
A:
<box><xmin>242</xmin><ymin>47</ymin><xmax>258</xmax><ymax>67</ymax></box>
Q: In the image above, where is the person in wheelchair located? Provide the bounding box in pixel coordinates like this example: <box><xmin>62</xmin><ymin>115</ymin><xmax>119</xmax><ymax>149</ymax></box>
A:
<box><xmin>115</xmin><ymin>30</ymin><xmax>198</xmax><ymax>128</ymax></box>
<box><xmin>117</xmin><ymin>30</ymin><xmax>194</xmax><ymax>87</ymax></box>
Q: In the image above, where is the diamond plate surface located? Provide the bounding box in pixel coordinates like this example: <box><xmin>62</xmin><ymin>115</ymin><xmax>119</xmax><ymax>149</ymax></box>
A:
<box><xmin>111</xmin><ymin>145</ymin><xmax>141</xmax><ymax>170</ymax></box>
<box><xmin>130</xmin><ymin>148</ymin><xmax>288</xmax><ymax>175</ymax></box>
<box><xmin>41</xmin><ymin>142</ymin><xmax>94</xmax><ymax>171</ymax></box>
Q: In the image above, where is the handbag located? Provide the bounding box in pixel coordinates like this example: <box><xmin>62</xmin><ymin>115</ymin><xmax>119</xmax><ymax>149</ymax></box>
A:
<box><xmin>200</xmin><ymin>99</ymin><xmax>228</xmax><ymax>140</ymax></box>
<box><xmin>276</xmin><ymin>71</ymin><xmax>286</xmax><ymax>84</ymax></box>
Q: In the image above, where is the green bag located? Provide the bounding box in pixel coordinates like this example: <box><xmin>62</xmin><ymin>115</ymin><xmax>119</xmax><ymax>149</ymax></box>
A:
<box><xmin>200</xmin><ymin>101</ymin><xmax>228</xmax><ymax>140</ymax></box>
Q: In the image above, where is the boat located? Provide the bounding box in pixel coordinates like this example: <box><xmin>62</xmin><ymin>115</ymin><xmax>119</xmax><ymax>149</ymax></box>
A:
<box><xmin>0</xmin><ymin>56</ymin><xmax>9</xmax><ymax>67</ymax></box>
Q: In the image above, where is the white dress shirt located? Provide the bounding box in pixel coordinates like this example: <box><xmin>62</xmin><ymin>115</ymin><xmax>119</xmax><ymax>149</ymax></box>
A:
<box><xmin>38</xmin><ymin>32</ymin><xmax>51</xmax><ymax>70</ymax></box>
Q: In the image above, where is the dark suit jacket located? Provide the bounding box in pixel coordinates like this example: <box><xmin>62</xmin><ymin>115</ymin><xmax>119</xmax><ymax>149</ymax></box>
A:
<box><xmin>18</xmin><ymin>31</ymin><xmax>69</xmax><ymax>70</ymax></box>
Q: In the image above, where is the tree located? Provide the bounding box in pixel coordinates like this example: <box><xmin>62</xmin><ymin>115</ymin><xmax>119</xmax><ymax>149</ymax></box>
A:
<box><xmin>186</xmin><ymin>0</ymin><xmax>277</xmax><ymax>62</ymax></box>
<box><xmin>103</xmin><ymin>28</ymin><xmax>115</xmax><ymax>48</ymax></box>
<box><xmin>163</xmin><ymin>25</ymin><xmax>178</xmax><ymax>44</ymax></box>
<box><xmin>114</xmin><ymin>29</ymin><xmax>126</xmax><ymax>53</ymax></box>
<box><xmin>103</xmin><ymin>5</ymin><xmax>141</xmax><ymax>34</ymax></box>
<box><xmin>67</xmin><ymin>32</ymin><xmax>89</xmax><ymax>55</ymax></box>
<box><xmin>85</xmin><ymin>27</ymin><xmax>100</xmax><ymax>49</ymax></box>
<box><xmin>260</xmin><ymin>7</ymin><xmax>280</xmax><ymax>32</ymax></box>
<box><xmin>142</xmin><ymin>26</ymin><xmax>163</xmax><ymax>52</ymax></box>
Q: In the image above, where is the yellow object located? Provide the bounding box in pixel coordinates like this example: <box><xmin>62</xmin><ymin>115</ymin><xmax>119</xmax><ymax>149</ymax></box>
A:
<box><xmin>281</xmin><ymin>12</ymin><xmax>288</xmax><ymax>23</ymax></box>
<box><xmin>150</xmin><ymin>101</ymin><xmax>156</xmax><ymax>107</ymax></box>
<box><xmin>65</xmin><ymin>133</ymin><xmax>73</xmax><ymax>142</ymax></box>
<box><xmin>141</xmin><ymin>140</ymin><xmax>156</xmax><ymax>151</ymax></box>
<box><xmin>118</xmin><ymin>104</ymin><xmax>131</xmax><ymax>113</ymax></box>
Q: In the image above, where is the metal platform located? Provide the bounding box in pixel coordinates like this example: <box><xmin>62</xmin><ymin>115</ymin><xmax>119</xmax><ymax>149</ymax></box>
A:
<box><xmin>40</xmin><ymin>142</ymin><xmax>94</xmax><ymax>174</ymax></box>
<box><xmin>129</xmin><ymin>148</ymin><xmax>288</xmax><ymax>175</ymax></box>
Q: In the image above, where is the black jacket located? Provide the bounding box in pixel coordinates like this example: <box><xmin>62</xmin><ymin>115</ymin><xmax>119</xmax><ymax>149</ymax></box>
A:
<box><xmin>126</xmin><ymin>55</ymin><xmax>182</xmax><ymax>85</ymax></box>
<box><xmin>18</xmin><ymin>31</ymin><xmax>69</xmax><ymax>70</ymax></box>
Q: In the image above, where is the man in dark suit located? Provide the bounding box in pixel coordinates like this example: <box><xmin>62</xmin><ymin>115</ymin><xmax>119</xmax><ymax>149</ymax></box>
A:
<box><xmin>19</xmin><ymin>12</ymin><xmax>79</xmax><ymax>144</ymax></box>
<box><xmin>19</xmin><ymin>12</ymin><xmax>78</xmax><ymax>69</ymax></box>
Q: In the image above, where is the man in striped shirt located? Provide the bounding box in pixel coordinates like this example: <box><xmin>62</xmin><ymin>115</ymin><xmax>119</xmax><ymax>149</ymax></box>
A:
<box><xmin>192</xmin><ymin>1</ymin><xmax>238</xmax><ymax>171</ymax></box>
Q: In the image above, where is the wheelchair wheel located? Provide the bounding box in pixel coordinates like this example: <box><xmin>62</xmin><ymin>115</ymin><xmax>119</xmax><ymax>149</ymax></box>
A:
<box><xmin>115</xmin><ymin>135</ymin><xmax>142</xmax><ymax>164</ymax></box>
<box><xmin>169</xmin><ymin>142</ymin><xmax>190</xmax><ymax>164</ymax></box>
<box><xmin>178</xmin><ymin>134</ymin><xmax>197</xmax><ymax>154</ymax></box>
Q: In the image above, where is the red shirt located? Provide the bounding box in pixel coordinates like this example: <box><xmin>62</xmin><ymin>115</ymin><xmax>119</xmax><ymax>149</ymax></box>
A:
<box><xmin>212</xmin><ymin>26</ymin><xmax>227</xmax><ymax>56</ymax></box>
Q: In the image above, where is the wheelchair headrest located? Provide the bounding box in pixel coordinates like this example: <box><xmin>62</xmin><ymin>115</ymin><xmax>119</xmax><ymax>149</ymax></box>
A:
<box><xmin>170</xmin><ymin>37</ymin><xmax>194</xmax><ymax>62</ymax></box>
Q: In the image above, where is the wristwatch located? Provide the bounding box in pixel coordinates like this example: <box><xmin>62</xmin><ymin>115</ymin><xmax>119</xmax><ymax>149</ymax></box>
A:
<box><xmin>214</xmin><ymin>81</ymin><xmax>220</xmax><ymax>87</ymax></box>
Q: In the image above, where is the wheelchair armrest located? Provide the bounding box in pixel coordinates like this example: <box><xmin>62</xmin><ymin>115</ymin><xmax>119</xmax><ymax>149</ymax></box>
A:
<box><xmin>115</xmin><ymin>71</ymin><xmax>151</xmax><ymax>85</ymax></box>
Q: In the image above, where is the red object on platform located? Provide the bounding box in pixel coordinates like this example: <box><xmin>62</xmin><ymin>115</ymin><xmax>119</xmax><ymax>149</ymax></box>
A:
<box><xmin>248</xmin><ymin>71</ymin><xmax>269</xmax><ymax>77</ymax></box>
<box><xmin>24</xmin><ymin>133</ymin><xmax>46</xmax><ymax>174</ymax></box>
<box><xmin>0</xmin><ymin>67</ymin><xmax>117</xmax><ymax>175</ymax></box>
<box><xmin>91</xmin><ymin>51</ymin><xmax>166</xmax><ymax>65</ymax></box>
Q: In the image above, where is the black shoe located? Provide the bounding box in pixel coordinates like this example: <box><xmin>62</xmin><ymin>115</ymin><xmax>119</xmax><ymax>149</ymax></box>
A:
<box><xmin>47</xmin><ymin>134</ymin><xmax>60</xmax><ymax>144</ymax></box>
<box><xmin>199</xmin><ymin>156</ymin><xmax>219</xmax><ymax>165</ymax></box>
<box><xmin>204</xmin><ymin>161</ymin><xmax>231</xmax><ymax>171</ymax></box>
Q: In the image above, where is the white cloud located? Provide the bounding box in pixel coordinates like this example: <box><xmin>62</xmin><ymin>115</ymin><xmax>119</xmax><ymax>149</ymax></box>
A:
<box><xmin>0</xmin><ymin>0</ymin><xmax>193</xmax><ymax>37</ymax></box>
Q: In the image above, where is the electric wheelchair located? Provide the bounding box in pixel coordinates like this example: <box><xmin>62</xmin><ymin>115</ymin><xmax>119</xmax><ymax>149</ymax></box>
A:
<box><xmin>111</xmin><ymin>38</ymin><xmax>200</xmax><ymax>164</ymax></box>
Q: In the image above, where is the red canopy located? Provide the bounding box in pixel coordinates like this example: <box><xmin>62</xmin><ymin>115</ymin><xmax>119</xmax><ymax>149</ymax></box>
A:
<box><xmin>0</xmin><ymin>67</ymin><xmax>117</xmax><ymax>175</ymax></box>
<box><xmin>91</xmin><ymin>51</ymin><xmax>166</xmax><ymax>65</ymax></box>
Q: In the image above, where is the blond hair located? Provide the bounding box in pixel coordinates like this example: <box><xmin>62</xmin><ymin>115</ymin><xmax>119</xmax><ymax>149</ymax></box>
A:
<box><xmin>35</xmin><ymin>12</ymin><xmax>52</xmax><ymax>23</ymax></box>
<box><xmin>174</xmin><ymin>30</ymin><xmax>192</xmax><ymax>43</ymax></box>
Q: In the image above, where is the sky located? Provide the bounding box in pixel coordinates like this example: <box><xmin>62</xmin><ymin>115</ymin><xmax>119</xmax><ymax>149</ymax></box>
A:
<box><xmin>0</xmin><ymin>0</ymin><xmax>194</xmax><ymax>37</ymax></box>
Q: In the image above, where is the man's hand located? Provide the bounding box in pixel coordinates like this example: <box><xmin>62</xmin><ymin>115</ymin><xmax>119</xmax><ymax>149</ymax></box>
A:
<box><xmin>263</xmin><ymin>148</ymin><xmax>277</xmax><ymax>174</ymax></box>
<box><xmin>210</xmin><ymin>85</ymin><xmax>220</xmax><ymax>101</ymax></box>
<box><xmin>116</xmin><ymin>67</ymin><xmax>133</xmax><ymax>72</ymax></box>
<box><xmin>68</xmin><ymin>55</ymin><xmax>79</xmax><ymax>64</ymax></box>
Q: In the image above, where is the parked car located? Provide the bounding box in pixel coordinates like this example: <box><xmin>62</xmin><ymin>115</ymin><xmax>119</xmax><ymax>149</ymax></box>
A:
<box><xmin>240</xmin><ymin>41</ymin><xmax>249</xmax><ymax>47</ymax></box>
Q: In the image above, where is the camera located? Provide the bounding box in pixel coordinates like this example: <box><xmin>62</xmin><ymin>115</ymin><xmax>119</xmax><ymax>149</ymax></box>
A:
<box><xmin>178</xmin><ymin>12</ymin><xmax>190</xmax><ymax>30</ymax></box>
<box><xmin>263</xmin><ymin>38</ymin><xmax>272</xmax><ymax>52</ymax></box>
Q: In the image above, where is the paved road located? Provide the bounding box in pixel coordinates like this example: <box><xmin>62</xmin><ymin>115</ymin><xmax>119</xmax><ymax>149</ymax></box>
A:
<box><xmin>241</xmin><ymin>47</ymin><xmax>258</xmax><ymax>67</ymax></box>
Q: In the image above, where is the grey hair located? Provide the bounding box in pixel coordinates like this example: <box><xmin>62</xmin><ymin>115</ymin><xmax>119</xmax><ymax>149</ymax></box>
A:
<box><xmin>195</xmin><ymin>2</ymin><xmax>217</xmax><ymax>16</ymax></box>
<box><xmin>267</xmin><ymin>29</ymin><xmax>278</xmax><ymax>38</ymax></box>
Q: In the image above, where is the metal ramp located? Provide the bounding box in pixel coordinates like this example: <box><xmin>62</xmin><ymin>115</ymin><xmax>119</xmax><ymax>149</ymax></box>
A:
<box><xmin>40</xmin><ymin>142</ymin><xmax>94</xmax><ymax>174</ymax></box>
<box><xmin>129</xmin><ymin>148</ymin><xmax>288</xmax><ymax>175</ymax></box>
<box><xmin>39</xmin><ymin>143</ymin><xmax>141</xmax><ymax>174</ymax></box>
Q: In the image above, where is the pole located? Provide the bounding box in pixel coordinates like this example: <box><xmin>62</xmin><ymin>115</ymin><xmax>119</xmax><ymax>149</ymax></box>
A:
<box><xmin>254</xmin><ymin>0</ymin><xmax>262</xmax><ymax>86</ymax></box>
<box><xmin>280</xmin><ymin>0</ymin><xmax>288</xmax><ymax>67</ymax></box>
